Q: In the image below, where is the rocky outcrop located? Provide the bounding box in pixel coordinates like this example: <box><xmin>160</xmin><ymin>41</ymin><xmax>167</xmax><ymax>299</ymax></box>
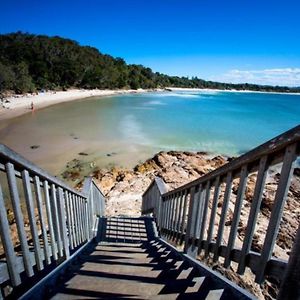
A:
<box><xmin>90</xmin><ymin>151</ymin><xmax>230</xmax><ymax>216</ymax></box>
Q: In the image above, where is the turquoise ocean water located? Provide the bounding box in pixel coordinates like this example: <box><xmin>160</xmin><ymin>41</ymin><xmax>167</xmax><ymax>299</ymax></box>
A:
<box><xmin>0</xmin><ymin>90</ymin><xmax>299</xmax><ymax>175</ymax></box>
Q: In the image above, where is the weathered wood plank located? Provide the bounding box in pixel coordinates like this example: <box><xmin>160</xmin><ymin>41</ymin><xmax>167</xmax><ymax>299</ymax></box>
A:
<box><xmin>57</xmin><ymin>187</ymin><xmax>70</xmax><ymax>258</ymax></box>
<box><xmin>79</xmin><ymin>197</ymin><xmax>85</xmax><ymax>242</ymax></box>
<box><xmin>43</xmin><ymin>180</ymin><xmax>57</xmax><ymax>260</ymax></box>
<box><xmin>0</xmin><ymin>184</ymin><xmax>21</xmax><ymax>286</ymax></box>
<box><xmin>172</xmin><ymin>193</ymin><xmax>180</xmax><ymax>240</ymax></box>
<box><xmin>224</xmin><ymin>165</ymin><xmax>248</xmax><ymax>268</ymax></box>
<box><xmin>237</xmin><ymin>156</ymin><xmax>268</xmax><ymax>274</ymax></box>
<box><xmin>197</xmin><ymin>181</ymin><xmax>210</xmax><ymax>254</ymax></box>
<box><xmin>34</xmin><ymin>176</ymin><xmax>51</xmax><ymax>265</ymax></box>
<box><xmin>50</xmin><ymin>184</ymin><xmax>63</xmax><ymax>257</ymax></box>
<box><xmin>213</xmin><ymin>172</ymin><xmax>232</xmax><ymax>262</ymax></box>
<box><xmin>179</xmin><ymin>190</ymin><xmax>189</xmax><ymax>242</ymax></box>
<box><xmin>22</xmin><ymin>170</ymin><xmax>43</xmax><ymax>271</ymax></box>
<box><xmin>64</xmin><ymin>191</ymin><xmax>74</xmax><ymax>249</ymax></box>
<box><xmin>184</xmin><ymin>187</ymin><xmax>199</xmax><ymax>257</ymax></box>
<box><xmin>70</xmin><ymin>194</ymin><xmax>78</xmax><ymax>247</ymax></box>
<box><xmin>6</xmin><ymin>162</ymin><xmax>34</xmax><ymax>277</ymax></box>
<box><xmin>205</xmin><ymin>176</ymin><xmax>220</xmax><ymax>257</ymax></box>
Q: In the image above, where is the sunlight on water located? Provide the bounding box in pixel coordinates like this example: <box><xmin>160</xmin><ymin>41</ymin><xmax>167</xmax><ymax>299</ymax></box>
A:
<box><xmin>0</xmin><ymin>91</ymin><xmax>299</xmax><ymax>177</ymax></box>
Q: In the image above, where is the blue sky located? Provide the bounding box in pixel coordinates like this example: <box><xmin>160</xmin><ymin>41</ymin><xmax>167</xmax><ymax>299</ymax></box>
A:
<box><xmin>1</xmin><ymin>0</ymin><xmax>300</xmax><ymax>86</ymax></box>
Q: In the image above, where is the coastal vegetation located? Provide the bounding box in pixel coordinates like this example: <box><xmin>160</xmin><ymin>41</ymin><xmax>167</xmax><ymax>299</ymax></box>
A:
<box><xmin>0</xmin><ymin>32</ymin><xmax>299</xmax><ymax>95</ymax></box>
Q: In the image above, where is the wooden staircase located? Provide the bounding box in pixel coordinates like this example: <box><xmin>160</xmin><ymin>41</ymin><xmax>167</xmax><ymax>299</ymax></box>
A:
<box><xmin>48</xmin><ymin>217</ymin><xmax>254</xmax><ymax>300</ymax></box>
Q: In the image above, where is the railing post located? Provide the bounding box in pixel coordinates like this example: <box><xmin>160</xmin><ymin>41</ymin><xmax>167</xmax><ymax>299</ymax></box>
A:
<box><xmin>277</xmin><ymin>224</ymin><xmax>300</xmax><ymax>300</ymax></box>
<box><xmin>58</xmin><ymin>187</ymin><xmax>70</xmax><ymax>258</ymax></box>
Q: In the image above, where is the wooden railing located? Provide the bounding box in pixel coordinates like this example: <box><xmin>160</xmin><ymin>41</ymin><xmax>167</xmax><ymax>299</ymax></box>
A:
<box><xmin>0</xmin><ymin>144</ymin><xmax>105</xmax><ymax>296</ymax></box>
<box><xmin>142</xmin><ymin>125</ymin><xmax>300</xmax><ymax>298</ymax></box>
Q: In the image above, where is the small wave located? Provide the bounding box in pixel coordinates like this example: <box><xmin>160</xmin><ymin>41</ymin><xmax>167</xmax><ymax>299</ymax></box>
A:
<box><xmin>119</xmin><ymin>114</ymin><xmax>151</xmax><ymax>148</ymax></box>
<box><xmin>145</xmin><ymin>100</ymin><xmax>166</xmax><ymax>105</ymax></box>
<box><xmin>155</xmin><ymin>92</ymin><xmax>199</xmax><ymax>98</ymax></box>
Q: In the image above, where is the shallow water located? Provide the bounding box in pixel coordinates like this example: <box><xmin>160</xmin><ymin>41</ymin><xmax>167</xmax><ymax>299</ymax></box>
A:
<box><xmin>0</xmin><ymin>90</ymin><xmax>299</xmax><ymax>177</ymax></box>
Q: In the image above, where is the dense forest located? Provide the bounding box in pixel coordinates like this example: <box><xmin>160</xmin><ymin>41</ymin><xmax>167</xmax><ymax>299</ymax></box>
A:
<box><xmin>0</xmin><ymin>32</ymin><xmax>299</xmax><ymax>94</ymax></box>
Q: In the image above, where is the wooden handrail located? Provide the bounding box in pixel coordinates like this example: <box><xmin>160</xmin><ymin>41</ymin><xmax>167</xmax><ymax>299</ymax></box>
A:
<box><xmin>142</xmin><ymin>125</ymin><xmax>300</xmax><ymax>298</ymax></box>
<box><xmin>0</xmin><ymin>144</ymin><xmax>106</xmax><ymax>296</ymax></box>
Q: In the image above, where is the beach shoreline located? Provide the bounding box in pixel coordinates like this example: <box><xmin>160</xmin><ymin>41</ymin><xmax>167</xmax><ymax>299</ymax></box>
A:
<box><xmin>0</xmin><ymin>88</ymin><xmax>162</xmax><ymax>121</ymax></box>
<box><xmin>168</xmin><ymin>87</ymin><xmax>300</xmax><ymax>95</ymax></box>
<box><xmin>1</xmin><ymin>87</ymin><xmax>299</xmax><ymax>121</ymax></box>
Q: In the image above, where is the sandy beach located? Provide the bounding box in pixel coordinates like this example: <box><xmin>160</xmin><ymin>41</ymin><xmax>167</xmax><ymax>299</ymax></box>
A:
<box><xmin>0</xmin><ymin>88</ymin><xmax>158</xmax><ymax>121</ymax></box>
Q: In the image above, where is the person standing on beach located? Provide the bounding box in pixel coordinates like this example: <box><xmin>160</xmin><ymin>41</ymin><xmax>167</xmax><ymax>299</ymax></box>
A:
<box><xmin>31</xmin><ymin>101</ymin><xmax>34</xmax><ymax>111</ymax></box>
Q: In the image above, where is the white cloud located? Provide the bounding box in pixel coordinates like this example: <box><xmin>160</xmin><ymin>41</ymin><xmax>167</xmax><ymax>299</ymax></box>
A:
<box><xmin>210</xmin><ymin>68</ymin><xmax>300</xmax><ymax>87</ymax></box>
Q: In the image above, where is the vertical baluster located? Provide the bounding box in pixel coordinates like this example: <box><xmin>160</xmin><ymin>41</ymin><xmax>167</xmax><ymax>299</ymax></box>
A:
<box><xmin>70</xmin><ymin>193</ymin><xmax>77</xmax><ymax>244</ymax></box>
<box><xmin>197</xmin><ymin>181</ymin><xmax>210</xmax><ymax>253</ymax></box>
<box><xmin>161</xmin><ymin>199</ymin><xmax>166</xmax><ymax>233</ymax></box>
<box><xmin>165</xmin><ymin>197</ymin><xmax>171</xmax><ymax>233</ymax></box>
<box><xmin>179</xmin><ymin>190</ymin><xmax>189</xmax><ymax>243</ymax></box>
<box><xmin>74</xmin><ymin>195</ymin><xmax>81</xmax><ymax>244</ymax></box>
<box><xmin>88</xmin><ymin>187</ymin><xmax>94</xmax><ymax>238</ymax></box>
<box><xmin>192</xmin><ymin>184</ymin><xmax>203</xmax><ymax>247</ymax></box>
<box><xmin>43</xmin><ymin>180</ymin><xmax>57</xmax><ymax>260</ymax></box>
<box><xmin>34</xmin><ymin>176</ymin><xmax>51</xmax><ymax>265</ymax></box>
<box><xmin>51</xmin><ymin>184</ymin><xmax>63</xmax><ymax>257</ymax></box>
<box><xmin>224</xmin><ymin>165</ymin><xmax>248</xmax><ymax>268</ymax></box>
<box><xmin>205</xmin><ymin>176</ymin><xmax>221</xmax><ymax>257</ymax></box>
<box><xmin>57</xmin><ymin>187</ymin><xmax>69</xmax><ymax>258</ymax></box>
<box><xmin>6</xmin><ymin>163</ymin><xmax>34</xmax><ymax>277</ymax></box>
<box><xmin>173</xmin><ymin>194</ymin><xmax>179</xmax><ymax>236</ymax></box>
<box><xmin>70</xmin><ymin>194</ymin><xmax>78</xmax><ymax>247</ymax></box>
<box><xmin>184</xmin><ymin>186</ymin><xmax>198</xmax><ymax>257</ymax></box>
<box><xmin>77</xmin><ymin>195</ymin><xmax>83</xmax><ymax>244</ymax></box>
<box><xmin>81</xmin><ymin>197</ymin><xmax>87</xmax><ymax>241</ymax></box>
<box><xmin>157</xmin><ymin>192</ymin><xmax>163</xmax><ymax>230</ymax></box>
<box><xmin>175</xmin><ymin>191</ymin><xmax>184</xmax><ymax>243</ymax></box>
<box><xmin>163</xmin><ymin>199</ymin><xmax>168</xmax><ymax>232</ymax></box>
<box><xmin>22</xmin><ymin>170</ymin><xmax>43</xmax><ymax>271</ymax></box>
<box><xmin>173</xmin><ymin>192</ymin><xmax>181</xmax><ymax>240</ymax></box>
<box><xmin>85</xmin><ymin>197</ymin><xmax>90</xmax><ymax>240</ymax></box>
<box><xmin>64</xmin><ymin>191</ymin><xmax>74</xmax><ymax>250</ymax></box>
<box><xmin>0</xmin><ymin>184</ymin><xmax>21</xmax><ymax>286</ymax></box>
<box><xmin>169</xmin><ymin>196</ymin><xmax>176</xmax><ymax>237</ymax></box>
<box><xmin>213</xmin><ymin>172</ymin><xmax>233</xmax><ymax>262</ymax></box>
<box><xmin>85</xmin><ymin>200</ymin><xmax>89</xmax><ymax>240</ymax></box>
<box><xmin>162</xmin><ymin>197</ymin><xmax>168</xmax><ymax>234</ymax></box>
<box><xmin>237</xmin><ymin>156</ymin><xmax>268</xmax><ymax>274</ymax></box>
<box><xmin>80</xmin><ymin>197</ymin><xmax>85</xmax><ymax>242</ymax></box>
<box><xmin>194</xmin><ymin>184</ymin><xmax>206</xmax><ymax>252</ymax></box>
<box><xmin>256</xmin><ymin>144</ymin><xmax>297</xmax><ymax>283</ymax></box>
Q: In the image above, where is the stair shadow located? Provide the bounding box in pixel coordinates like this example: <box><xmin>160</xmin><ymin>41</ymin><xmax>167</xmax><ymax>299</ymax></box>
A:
<box><xmin>97</xmin><ymin>217</ymin><xmax>157</xmax><ymax>244</ymax></box>
<box><xmin>49</xmin><ymin>239</ymin><xmax>209</xmax><ymax>299</ymax></box>
<box><xmin>48</xmin><ymin>217</ymin><xmax>240</xmax><ymax>299</ymax></box>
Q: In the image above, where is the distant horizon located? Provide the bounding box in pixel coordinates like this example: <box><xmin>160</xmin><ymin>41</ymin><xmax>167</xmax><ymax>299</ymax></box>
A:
<box><xmin>1</xmin><ymin>0</ymin><xmax>300</xmax><ymax>87</ymax></box>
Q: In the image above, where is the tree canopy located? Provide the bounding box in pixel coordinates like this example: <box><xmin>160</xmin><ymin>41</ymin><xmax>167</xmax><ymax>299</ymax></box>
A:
<box><xmin>0</xmin><ymin>32</ymin><xmax>299</xmax><ymax>94</ymax></box>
